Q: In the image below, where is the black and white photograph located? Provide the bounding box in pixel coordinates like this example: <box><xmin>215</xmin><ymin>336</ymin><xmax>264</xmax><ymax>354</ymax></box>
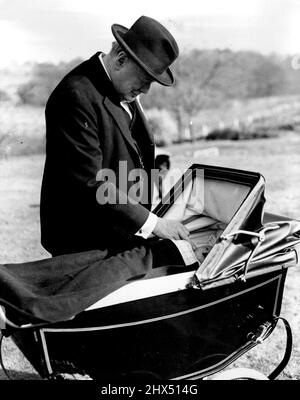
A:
<box><xmin>0</xmin><ymin>0</ymin><xmax>299</xmax><ymax>388</ymax></box>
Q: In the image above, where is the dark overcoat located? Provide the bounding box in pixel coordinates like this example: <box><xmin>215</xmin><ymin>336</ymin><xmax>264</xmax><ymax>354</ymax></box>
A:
<box><xmin>40</xmin><ymin>52</ymin><xmax>155</xmax><ymax>256</ymax></box>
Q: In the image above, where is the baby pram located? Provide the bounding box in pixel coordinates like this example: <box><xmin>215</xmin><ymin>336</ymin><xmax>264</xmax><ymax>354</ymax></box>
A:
<box><xmin>0</xmin><ymin>164</ymin><xmax>299</xmax><ymax>380</ymax></box>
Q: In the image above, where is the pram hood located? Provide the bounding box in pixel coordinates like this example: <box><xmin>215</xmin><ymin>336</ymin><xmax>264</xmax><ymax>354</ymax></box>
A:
<box><xmin>154</xmin><ymin>164</ymin><xmax>300</xmax><ymax>288</ymax></box>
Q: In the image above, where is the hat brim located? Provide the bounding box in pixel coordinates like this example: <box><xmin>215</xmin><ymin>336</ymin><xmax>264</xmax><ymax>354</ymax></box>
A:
<box><xmin>111</xmin><ymin>24</ymin><xmax>174</xmax><ymax>87</ymax></box>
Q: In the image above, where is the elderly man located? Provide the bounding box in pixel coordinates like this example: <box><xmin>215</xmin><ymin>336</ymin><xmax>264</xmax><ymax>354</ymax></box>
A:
<box><xmin>40</xmin><ymin>16</ymin><xmax>191</xmax><ymax>257</ymax></box>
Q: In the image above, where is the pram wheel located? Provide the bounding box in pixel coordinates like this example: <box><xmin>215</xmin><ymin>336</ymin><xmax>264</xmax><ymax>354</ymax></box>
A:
<box><xmin>212</xmin><ymin>367</ymin><xmax>269</xmax><ymax>380</ymax></box>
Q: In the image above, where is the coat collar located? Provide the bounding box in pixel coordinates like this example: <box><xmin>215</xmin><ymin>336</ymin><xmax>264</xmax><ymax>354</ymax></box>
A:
<box><xmin>83</xmin><ymin>52</ymin><xmax>119</xmax><ymax>103</ymax></box>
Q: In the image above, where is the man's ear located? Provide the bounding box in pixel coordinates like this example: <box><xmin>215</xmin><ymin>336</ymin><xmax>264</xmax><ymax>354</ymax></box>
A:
<box><xmin>115</xmin><ymin>51</ymin><xmax>129</xmax><ymax>71</ymax></box>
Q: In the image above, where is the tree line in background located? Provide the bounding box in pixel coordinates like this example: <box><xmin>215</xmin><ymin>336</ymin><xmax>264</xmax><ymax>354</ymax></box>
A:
<box><xmin>142</xmin><ymin>50</ymin><xmax>300</xmax><ymax>143</ymax></box>
<box><xmin>4</xmin><ymin>49</ymin><xmax>300</xmax><ymax>144</ymax></box>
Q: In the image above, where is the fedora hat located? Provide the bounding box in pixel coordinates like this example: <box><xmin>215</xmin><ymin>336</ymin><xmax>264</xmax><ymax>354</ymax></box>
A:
<box><xmin>111</xmin><ymin>16</ymin><xmax>179</xmax><ymax>86</ymax></box>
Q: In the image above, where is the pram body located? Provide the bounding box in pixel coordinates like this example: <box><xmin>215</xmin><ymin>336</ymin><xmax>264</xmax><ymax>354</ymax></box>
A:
<box><xmin>1</xmin><ymin>164</ymin><xmax>300</xmax><ymax>380</ymax></box>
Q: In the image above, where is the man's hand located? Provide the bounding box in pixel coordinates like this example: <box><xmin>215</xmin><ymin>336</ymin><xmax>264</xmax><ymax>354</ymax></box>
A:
<box><xmin>153</xmin><ymin>217</ymin><xmax>192</xmax><ymax>243</ymax></box>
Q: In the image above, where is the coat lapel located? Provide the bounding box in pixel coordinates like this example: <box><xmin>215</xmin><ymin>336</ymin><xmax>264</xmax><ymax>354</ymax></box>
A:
<box><xmin>103</xmin><ymin>96</ymin><xmax>139</xmax><ymax>155</ymax></box>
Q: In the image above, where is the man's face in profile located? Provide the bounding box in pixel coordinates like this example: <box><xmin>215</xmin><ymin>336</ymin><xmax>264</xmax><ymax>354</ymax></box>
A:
<box><xmin>112</xmin><ymin>55</ymin><xmax>154</xmax><ymax>102</ymax></box>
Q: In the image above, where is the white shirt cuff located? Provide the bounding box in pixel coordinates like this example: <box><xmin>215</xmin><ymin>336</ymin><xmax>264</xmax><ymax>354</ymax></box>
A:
<box><xmin>171</xmin><ymin>240</ymin><xmax>198</xmax><ymax>266</ymax></box>
<box><xmin>135</xmin><ymin>212</ymin><xmax>158</xmax><ymax>239</ymax></box>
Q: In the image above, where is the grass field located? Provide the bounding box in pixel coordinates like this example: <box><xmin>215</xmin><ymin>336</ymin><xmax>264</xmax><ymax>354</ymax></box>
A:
<box><xmin>0</xmin><ymin>131</ymin><xmax>300</xmax><ymax>380</ymax></box>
